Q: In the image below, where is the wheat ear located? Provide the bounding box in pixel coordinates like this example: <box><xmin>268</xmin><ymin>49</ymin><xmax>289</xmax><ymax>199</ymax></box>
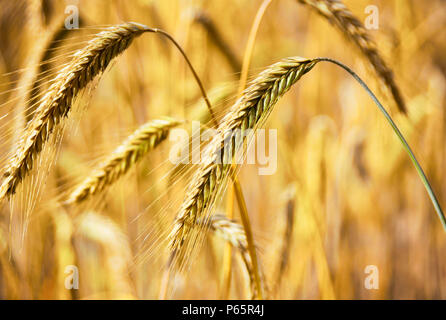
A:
<box><xmin>0</xmin><ymin>22</ymin><xmax>155</xmax><ymax>202</ymax></box>
<box><xmin>169</xmin><ymin>57</ymin><xmax>317</xmax><ymax>261</ymax></box>
<box><xmin>209</xmin><ymin>214</ymin><xmax>264</xmax><ymax>299</ymax></box>
<box><xmin>209</xmin><ymin>214</ymin><xmax>247</xmax><ymax>257</ymax></box>
<box><xmin>66</xmin><ymin>118</ymin><xmax>182</xmax><ymax>205</ymax></box>
<box><xmin>298</xmin><ymin>0</ymin><xmax>406</xmax><ymax>113</ymax></box>
<box><xmin>0</xmin><ymin>21</ymin><xmax>218</xmax><ymax>202</ymax></box>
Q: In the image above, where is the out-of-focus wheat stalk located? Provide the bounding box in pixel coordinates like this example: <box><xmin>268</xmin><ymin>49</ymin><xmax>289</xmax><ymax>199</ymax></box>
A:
<box><xmin>13</xmin><ymin>15</ymin><xmax>72</xmax><ymax>138</ymax></box>
<box><xmin>27</xmin><ymin>0</ymin><xmax>48</xmax><ymax>32</ymax></box>
<box><xmin>192</xmin><ymin>10</ymin><xmax>241</xmax><ymax>74</ymax></box>
<box><xmin>0</xmin><ymin>226</ymin><xmax>20</xmax><ymax>298</ymax></box>
<box><xmin>273</xmin><ymin>185</ymin><xmax>296</xmax><ymax>295</ymax></box>
<box><xmin>73</xmin><ymin>211</ymin><xmax>135</xmax><ymax>299</ymax></box>
<box><xmin>222</xmin><ymin>0</ymin><xmax>272</xmax><ymax>300</ymax></box>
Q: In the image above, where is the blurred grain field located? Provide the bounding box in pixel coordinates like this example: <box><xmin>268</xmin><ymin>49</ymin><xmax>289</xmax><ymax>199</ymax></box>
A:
<box><xmin>0</xmin><ymin>0</ymin><xmax>445</xmax><ymax>299</ymax></box>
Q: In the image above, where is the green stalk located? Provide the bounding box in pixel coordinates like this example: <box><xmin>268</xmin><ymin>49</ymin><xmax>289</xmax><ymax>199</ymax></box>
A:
<box><xmin>316</xmin><ymin>57</ymin><xmax>446</xmax><ymax>230</ymax></box>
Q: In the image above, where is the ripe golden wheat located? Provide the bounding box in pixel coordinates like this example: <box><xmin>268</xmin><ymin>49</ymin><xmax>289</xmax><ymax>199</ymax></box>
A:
<box><xmin>66</xmin><ymin>118</ymin><xmax>182</xmax><ymax>204</ymax></box>
<box><xmin>1</xmin><ymin>1</ymin><xmax>444</xmax><ymax>299</ymax></box>
<box><xmin>0</xmin><ymin>22</ymin><xmax>153</xmax><ymax>202</ymax></box>
<box><xmin>169</xmin><ymin>57</ymin><xmax>318</xmax><ymax>264</ymax></box>
<box><xmin>209</xmin><ymin>214</ymin><xmax>265</xmax><ymax>298</ymax></box>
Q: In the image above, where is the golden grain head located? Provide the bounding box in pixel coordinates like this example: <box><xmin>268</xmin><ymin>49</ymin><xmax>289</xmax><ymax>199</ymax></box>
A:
<box><xmin>0</xmin><ymin>0</ymin><xmax>444</xmax><ymax>301</ymax></box>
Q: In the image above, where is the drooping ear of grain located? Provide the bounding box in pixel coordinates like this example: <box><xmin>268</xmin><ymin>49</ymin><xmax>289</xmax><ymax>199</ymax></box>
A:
<box><xmin>297</xmin><ymin>0</ymin><xmax>406</xmax><ymax>113</ymax></box>
<box><xmin>0</xmin><ymin>22</ymin><xmax>152</xmax><ymax>202</ymax></box>
<box><xmin>169</xmin><ymin>57</ymin><xmax>318</xmax><ymax>269</ymax></box>
<box><xmin>209</xmin><ymin>214</ymin><xmax>265</xmax><ymax>299</ymax></box>
<box><xmin>66</xmin><ymin>118</ymin><xmax>183</xmax><ymax>205</ymax></box>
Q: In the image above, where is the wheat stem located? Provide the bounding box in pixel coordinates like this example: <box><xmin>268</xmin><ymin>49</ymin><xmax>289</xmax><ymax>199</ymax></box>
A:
<box><xmin>237</xmin><ymin>0</ymin><xmax>272</xmax><ymax>98</ymax></box>
<box><xmin>209</xmin><ymin>214</ymin><xmax>262</xmax><ymax>299</ymax></box>
<box><xmin>315</xmin><ymin>57</ymin><xmax>446</xmax><ymax>230</ymax></box>
<box><xmin>226</xmin><ymin>0</ymin><xmax>273</xmax><ymax>300</ymax></box>
<box><xmin>231</xmin><ymin>174</ymin><xmax>263</xmax><ymax>299</ymax></box>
